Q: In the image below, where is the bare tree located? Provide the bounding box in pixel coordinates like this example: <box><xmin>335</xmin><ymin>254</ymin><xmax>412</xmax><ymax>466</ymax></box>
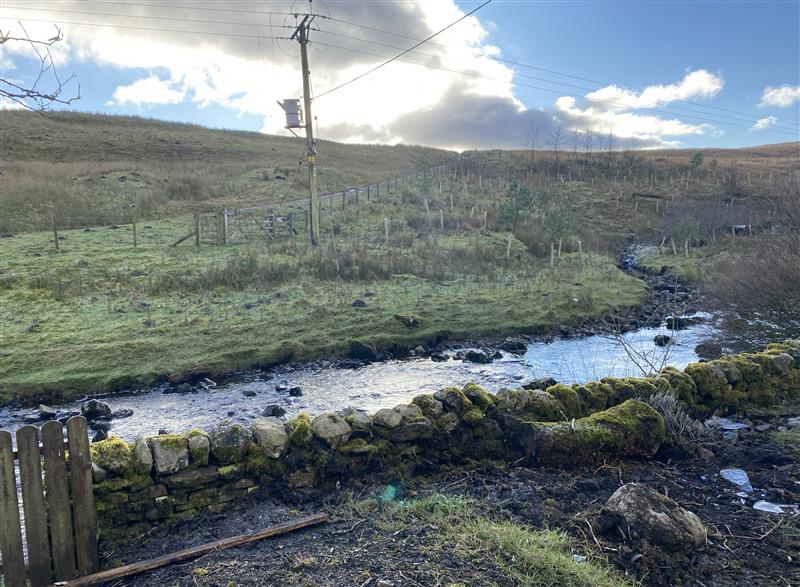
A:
<box><xmin>582</xmin><ymin>128</ymin><xmax>595</xmax><ymax>164</ymax></box>
<box><xmin>526</xmin><ymin>123</ymin><xmax>539</xmax><ymax>165</ymax></box>
<box><xmin>0</xmin><ymin>23</ymin><xmax>80</xmax><ymax>111</ymax></box>
<box><xmin>570</xmin><ymin>129</ymin><xmax>581</xmax><ymax>161</ymax></box>
<box><xmin>548</xmin><ymin>123</ymin><xmax>563</xmax><ymax>168</ymax></box>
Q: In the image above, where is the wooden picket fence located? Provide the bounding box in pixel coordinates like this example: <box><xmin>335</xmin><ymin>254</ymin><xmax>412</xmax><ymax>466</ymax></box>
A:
<box><xmin>0</xmin><ymin>416</ymin><xmax>98</xmax><ymax>587</ymax></box>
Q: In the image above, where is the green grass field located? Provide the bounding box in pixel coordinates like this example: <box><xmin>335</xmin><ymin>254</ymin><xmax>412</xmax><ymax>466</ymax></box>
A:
<box><xmin>0</xmin><ymin>213</ymin><xmax>644</xmax><ymax>405</ymax></box>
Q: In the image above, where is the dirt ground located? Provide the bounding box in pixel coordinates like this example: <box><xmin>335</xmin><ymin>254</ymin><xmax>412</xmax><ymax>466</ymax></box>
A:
<box><xmin>100</xmin><ymin>409</ymin><xmax>799</xmax><ymax>587</ymax></box>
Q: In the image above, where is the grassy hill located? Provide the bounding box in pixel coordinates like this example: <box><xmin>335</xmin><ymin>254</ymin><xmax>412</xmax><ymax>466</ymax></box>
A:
<box><xmin>0</xmin><ymin>111</ymin><xmax>450</xmax><ymax>231</ymax></box>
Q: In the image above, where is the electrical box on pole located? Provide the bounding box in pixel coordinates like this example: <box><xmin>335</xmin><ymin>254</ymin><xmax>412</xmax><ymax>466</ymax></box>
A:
<box><xmin>279</xmin><ymin>99</ymin><xmax>303</xmax><ymax>129</ymax></box>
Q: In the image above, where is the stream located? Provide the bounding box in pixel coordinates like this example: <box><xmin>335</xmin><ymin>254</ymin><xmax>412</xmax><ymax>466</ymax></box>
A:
<box><xmin>0</xmin><ymin>316</ymin><xmax>719</xmax><ymax>442</ymax></box>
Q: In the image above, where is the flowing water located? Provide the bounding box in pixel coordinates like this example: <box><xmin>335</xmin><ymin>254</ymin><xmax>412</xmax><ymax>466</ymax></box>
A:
<box><xmin>0</xmin><ymin>316</ymin><xmax>719</xmax><ymax>442</ymax></box>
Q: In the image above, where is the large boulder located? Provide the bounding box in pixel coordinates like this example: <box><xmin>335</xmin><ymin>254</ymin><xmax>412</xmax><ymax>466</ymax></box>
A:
<box><xmin>597</xmin><ymin>483</ymin><xmax>707</xmax><ymax>551</ymax></box>
<box><xmin>208</xmin><ymin>423</ymin><xmax>251</xmax><ymax>464</ymax></box>
<box><xmin>148</xmin><ymin>435</ymin><xmax>189</xmax><ymax>475</ymax></box>
<box><xmin>81</xmin><ymin>399</ymin><xmax>112</xmax><ymax>421</ymax></box>
<box><xmin>251</xmin><ymin>417</ymin><xmax>288</xmax><ymax>458</ymax></box>
<box><xmin>348</xmin><ymin>340</ymin><xmax>377</xmax><ymax>362</ymax></box>
<box><xmin>311</xmin><ymin>413</ymin><xmax>351</xmax><ymax>447</ymax></box>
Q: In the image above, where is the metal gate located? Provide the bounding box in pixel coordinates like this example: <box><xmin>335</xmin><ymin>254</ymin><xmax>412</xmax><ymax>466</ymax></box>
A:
<box><xmin>0</xmin><ymin>416</ymin><xmax>98</xmax><ymax>587</ymax></box>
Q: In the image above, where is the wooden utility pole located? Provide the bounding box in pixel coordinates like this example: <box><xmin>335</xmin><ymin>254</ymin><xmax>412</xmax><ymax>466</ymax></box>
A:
<box><xmin>292</xmin><ymin>14</ymin><xmax>320</xmax><ymax>246</ymax></box>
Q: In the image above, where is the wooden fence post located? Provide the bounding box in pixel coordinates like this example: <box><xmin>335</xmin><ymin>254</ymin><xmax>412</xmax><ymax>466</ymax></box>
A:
<box><xmin>194</xmin><ymin>213</ymin><xmax>201</xmax><ymax>246</ymax></box>
<box><xmin>384</xmin><ymin>218</ymin><xmax>390</xmax><ymax>248</ymax></box>
<box><xmin>0</xmin><ymin>430</ymin><xmax>26</xmax><ymax>587</ymax></box>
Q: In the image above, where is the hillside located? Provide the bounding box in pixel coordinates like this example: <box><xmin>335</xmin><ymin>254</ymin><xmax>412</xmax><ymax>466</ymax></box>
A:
<box><xmin>0</xmin><ymin>111</ymin><xmax>450</xmax><ymax>231</ymax></box>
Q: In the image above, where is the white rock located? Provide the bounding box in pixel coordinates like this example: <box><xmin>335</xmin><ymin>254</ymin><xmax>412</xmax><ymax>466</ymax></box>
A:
<box><xmin>148</xmin><ymin>436</ymin><xmax>189</xmax><ymax>475</ymax></box>
<box><xmin>252</xmin><ymin>418</ymin><xmax>288</xmax><ymax>458</ymax></box>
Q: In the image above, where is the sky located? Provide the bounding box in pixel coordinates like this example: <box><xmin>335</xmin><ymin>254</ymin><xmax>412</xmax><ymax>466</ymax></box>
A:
<box><xmin>1</xmin><ymin>0</ymin><xmax>798</xmax><ymax>151</ymax></box>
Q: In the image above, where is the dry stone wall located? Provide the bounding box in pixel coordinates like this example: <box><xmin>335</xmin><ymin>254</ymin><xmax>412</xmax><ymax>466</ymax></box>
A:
<box><xmin>90</xmin><ymin>341</ymin><xmax>800</xmax><ymax>541</ymax></box>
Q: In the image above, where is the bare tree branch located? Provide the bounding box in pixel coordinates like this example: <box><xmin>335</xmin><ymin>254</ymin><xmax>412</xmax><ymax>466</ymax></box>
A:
<box><xmin>0</xmin><ymin>22</ymin><xmax>80</xmax><ymax>112</ymax></box>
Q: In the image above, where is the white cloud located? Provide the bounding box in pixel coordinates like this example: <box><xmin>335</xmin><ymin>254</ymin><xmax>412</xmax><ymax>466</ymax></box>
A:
<box><xmin>0</xmin><ymin>2</ymin><xmax>729</xmax><ymax>148</ymax></box>
<box><xmin>751</xmin><ymin>116</ymin><xmax>778</xmax><ymax>130</ymax></box>
<box><xmin>759</xmin><ymin>85</ymin><xmax>800</xmax><ymax>108</ymax></box>
<box><xmin>551</xmin><ymin>70</ymin><xmax>721</xmax><ymax>144</ymax></box>
<box><xmin>109</xmin><ymin>75</ymin><xmax>185</xmax><ymax>106</ymax></box>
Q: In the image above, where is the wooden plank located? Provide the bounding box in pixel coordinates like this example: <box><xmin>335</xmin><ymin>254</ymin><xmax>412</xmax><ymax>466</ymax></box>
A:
<box><xmin>41</xmin><ymin>420</ymin><xmax>77</xmax><ymax>581</ymax></box>
<box><xmin>16</xmin><ymin>426</ymin><xmax>53</xmax><ymax>587</ymax></box>
<box><xmin>11</xmin><ymin>440</ymin><xmax>69</xmax><ymax>461</ymax></box>
<box><xmin>63</xmin><ymin>513</ymin><xmax>329</xmax><ymax>587</ymax></box>
<box><xmin>0</xmin><ymin>430</ymin><xmax>26</xmax><ymax>587</ymax></box>
<box><xmin>67</xmin><ymin>417</ymin><xmax>99</xmax><ymax>576</ymax></box>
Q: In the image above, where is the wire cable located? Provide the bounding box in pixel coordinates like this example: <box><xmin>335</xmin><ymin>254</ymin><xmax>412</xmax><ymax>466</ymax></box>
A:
<box><xmin>313</xmin><ymin>0</ymin><xmax>493</xmax><ymax>100</ymax></box>
<box><xmin>319</xmin><ymin>41</ymin><xmax>798</xmax><ymax>137</ymax></box>
<box><xmin>319</xmin><ymin>14</ymin><xmax>800</xmax><ymax>128</ymax></box>
<box><xmin>0</xmin><ymin>15</ymin><xmax>291</xmax><ymax>41</ymax></box>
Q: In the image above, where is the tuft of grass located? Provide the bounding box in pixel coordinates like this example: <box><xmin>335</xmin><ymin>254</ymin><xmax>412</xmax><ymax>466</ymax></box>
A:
<box><xmin>643</xmin><ymin>390</ymin><xmax>715</xmax><ymax>448</ymax></box>
<box><xmin>378</xmin><ymin>494</ymin><xmax>630</xmax><ymax>587</ymax></box>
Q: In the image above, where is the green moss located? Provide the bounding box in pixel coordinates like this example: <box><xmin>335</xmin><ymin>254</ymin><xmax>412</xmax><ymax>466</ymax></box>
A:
<box><xmin>90</xmin><ymin>437</ymin><xmax>135</xmax><ymax>476</ymax></box>
<box><xmin>531</xmin><ymin>400</ymin><xmax>665</xmax><ymax>467</ymax></box>
<box><xmin>462</xmin><ymin>406</ymin><xmax>484</xmax><ymax>426</ymax></box>
<box><xmin>339</xmin><ymin>438</ymin><xmax>379</xmax><ymax>456</ymax></box>
<box><xmin>546</xmin><ymin>384</ymin><xmax>582</xmax><ymax>418</ymax></box>
<box><xmin>94</xmin><ymin>474</ymin><xmax>153</xmax><ymax>496</ymax></box>
<box><xmin>217</xmin><ymin>463</ymin><xmax>244</xmax><ymax>480</ymax></box>
<box><xmin>287</xmin><ymin>413</ymin><xmax>313</xmax><ymax>447</ymax></box>
<box><xmin>462</xmin><ymin>382</ymin><xmax>496</xmax><ymax>410</ymax></box>
<box><xmin>685</xmin><ymin>362</ymin><xmax>741</xmax><ymax>410</ymax></box>
<box><xmin>244</xmin><ymin>443</ymin><xmax>286</xmax><ymax>478</ymax></box>
<box><xmin>153</xmin><ymin>433</ymin><xmax>188</xmax><ymax>450</ymax></box>
<box><xmin>654</xmin><ymin>367</ymin><xmax>697</xmax><ymax>404</ymax></box>
<box><xmin>575</xmin><ymin>381</ymin><xmax>615</xmax><ymax>414</ymax></box>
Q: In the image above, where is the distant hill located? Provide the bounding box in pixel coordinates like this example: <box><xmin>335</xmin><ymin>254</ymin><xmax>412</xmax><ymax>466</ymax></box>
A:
<box><xmin>0</xmin><ymin>111</ymin><xmax>450</xmax><ymax>230</ymax></box>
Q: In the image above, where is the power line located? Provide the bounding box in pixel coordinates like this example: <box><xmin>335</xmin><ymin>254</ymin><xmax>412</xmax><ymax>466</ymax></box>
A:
<box><xmin>313</xmin><ymin>27</ymin><xmax>799</xmax><ymax>132</ymax></box>
<box><xmin>320</xmin><ymin>15</ymin><xmax>800</xmax><ymax>129</ymax></box>
<box><xmin>313</xmin><ymin>0</ymin><xmax>493</xmax><ymax>100</ymax></box>
<box><xmin>2</xmin><ymin>5</ymin><xmax>296</xmax><ymax>30</ymax></box>
<box><xmin>319</xmin><ymin>41</ymin><xmax>799</xmax><ymax>137</ymax></box>
<box><xmin>0</xmin><ymin>15</ymin><xmax>291</xmax><ymax>41</ymax></box>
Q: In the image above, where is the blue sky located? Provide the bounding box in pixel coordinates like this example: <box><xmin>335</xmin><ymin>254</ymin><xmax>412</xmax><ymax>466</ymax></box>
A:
<box><xmin>1</xmin><ymin>0</ymin><xmax>798</xmax><ymax>149</ymax></box>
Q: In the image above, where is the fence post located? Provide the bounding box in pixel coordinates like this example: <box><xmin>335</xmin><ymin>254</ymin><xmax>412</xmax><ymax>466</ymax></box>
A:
<box><xmin>0</xmin><ymin>430</ymin><xmax>26</xmax><ymax>587</ymax></box>
<box><xmin>222</xmin><ymin>208</ymin><xmax>229</xmax><ymax>245</ymax></box>
<box><xmin>194</xmin><ymin>213</ymin><xmax>201</xmax><ymax>246</ymax></box>
<box><xmin>384</xmin><ymin>217</ymin><xmax>390</xmax><ymax>248</ymax></box>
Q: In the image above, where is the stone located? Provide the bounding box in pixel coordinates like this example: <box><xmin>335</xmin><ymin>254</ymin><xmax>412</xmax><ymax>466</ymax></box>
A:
<box><xmin>348</xmin><ymin>340</ymin><xmax>377</xmax><ymax>362</ymax></box>
<box><xmin>91</xmin><ymin>463</ymin><xmax>108</xmax><ymax>483</ymax></box>
<box><xmin>134</xmin><ymin>437</ymin><xmax>154</xmax><ymax>472</ymax></box>
<box><xmin>522</xmin><ymin>377</ymin><xmax>558</xmax><ymax>391</ymax></box>
<box><xmin>148</xmin><ymin>436</ymin><xmax>189</xmax><ymax>475</ymax></box>
<box><xmin>288</xmin><ymin>386</ymin><xmax>303</xmax><ymax>397</ymax></box>
<box><xmin>209</xmin><ymin>423</ymin><xmax>252</xmax><ymax>464</ymax></box>
<box><xmin>342</xmin><ymin>408</ymin><xmax>372</xmax><ymax>433</ymax></box>
<box><xmin>394</xmin><ymin>404</ymin><xmax>424</xmax><ymax>421</ymax></box>
<box><xmin>597</xmin><ymin>483</ymin><xmax>707</xmax><ymax>551</ymax></box>
<box><xmin>411</xmin><ymin>395</ymin><xmax>444</xmax><ymax>419</ymax></box>
<box><xmin>372</xmin><ymin>408</ymin><xmax>402</xmax><ymax>429</ymax></box>
<box><xmin>351</xmin><ymin>299</ymin><xmax>368</xmax><ymax>308</ymax></box>
<box><xmin>242</xmin><ymin>389</ymin><xmax>257</xmax><ymax>397</ymax></box>
<box><xmin>92</xmin><ymin>429</ymin><xmax>108</xmax><ymax>442</ymax></box>
<box><xmin>390</xmin><ymin>418</ymin><xmax>435</xmax><ymax>442</ymax></box>
<box><xmin>430</xmin><ymin>352</ymin><xmax>448</xmax><ymax>362</ymax></box>
<box><xmin>499</xmin><ymin>337</ymin><xmax>527</xmax><ymax>354</ymax></box>
<box><xmin>434</xmin><ymin>387</ymin><xmax>469</xmax><ymax>415</ymax></box>
<box><xmin>188</xmin><ymin>434</ymin><xmax>210</xmax><ymax>466</ymax></box>
<box><xmin>162</xmin><ymin>467</ymin><xmax>218</xmax><ymax>489</ymax></box>
<box><xmin>111</xmin><ymin>409</ymin><xmax>134</xmax><ymax>419</ymax></box>
<box><xmin>38</xmin><ymin>404</ymin><xmax>57</xmax><ymax>420</ymax></box>
<box><xmin>695</xmin><ymin>341</ymin><xmax>723</xmax><ymax>360</ymax></box>
<box><xmin>81</xmin><ymin>399</ymin><xmax>112</xmax><ymax>421</ymax></box>
<box><xmin>464</xmin><ymin>349</ymin><xmax>493</xmax><ymax>364</ymax></box>
<box><xmin>311</xmin><ymin>413</ymin><xmax>351</xmax><ymax>448</ymax></box>
<box><xmin>251</xmin><ymin>417</ymin><xmax>288</xmax><ymax>458</ymax></box>
<box><xmin>654</xmin><ymin>335</ymin><xmax>673</xmax><ymax>347</ymax></box>
<box><xmin>262</xmin><ymin>404</ymin><xmax>286</xmax><ymax>418</ymax></box>
<box><xmin>393</xmin><ymin>314</ymin><xmax>421</xmax><ymax>329</ymax></box>
<box><xmin>90</xmin><ymin>437</ymin><xmax>132</xmax><ymax>475</ymax></box>
<box><xmin>89</xmin><ymin>419</ymin><xmax>111</xmax><ymax>432</ymax></box>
